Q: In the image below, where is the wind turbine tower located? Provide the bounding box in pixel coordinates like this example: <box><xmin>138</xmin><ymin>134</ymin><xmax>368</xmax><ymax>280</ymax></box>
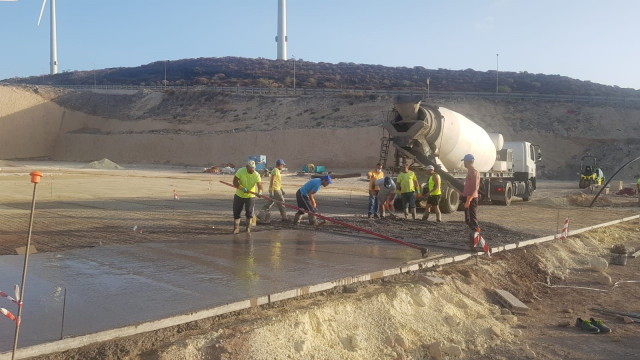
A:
<box><xmin>38</xmin><ymin>0</ymin><xmax>58</xmax><ymax>75</ymax></box>
<box><xmin>276</xmin><ymin>0</ymin><xmax>287</xmax><ymax>60</ymax></box>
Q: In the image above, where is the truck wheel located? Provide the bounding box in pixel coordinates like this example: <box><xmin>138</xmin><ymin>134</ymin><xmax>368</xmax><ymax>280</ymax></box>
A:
<box><xmin>579</xmin><ymin>179</ymin><xmax>587</xmax><ymax>189</ymax></box>
<box><xmin>491</xmin><ymin>182</ymin><xmax>513</xmax><ymax>206</ymax></box>
<box><xmin>439</xmin><ymin>187</ymin><xmax>460</xmax><ymax>214</ymax></box>
<box><xmin>523</xmin><ymin>179</ymin><xmax>535</xmax><ymax>201</ymax></box>
<box><xmin>498</xmin><ymin>182</ymin><xmax>513</xmax><ymax>206</ymax></box>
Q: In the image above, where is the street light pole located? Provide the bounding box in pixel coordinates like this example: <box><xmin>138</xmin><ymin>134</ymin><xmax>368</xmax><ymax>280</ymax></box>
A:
<box><xmin>292</xmin><ymin>55</ymin><xmax>296</xmax><ymax>93</ymax></box>
<box><xmin>496</xmin><ymin>53</ymin><xmax>499</xmax><ymax>94</ymax></box>
<box><xmin>164</xmin><ymin>60</ymin><xmax>167</xmax><ymax>89</ymax></box>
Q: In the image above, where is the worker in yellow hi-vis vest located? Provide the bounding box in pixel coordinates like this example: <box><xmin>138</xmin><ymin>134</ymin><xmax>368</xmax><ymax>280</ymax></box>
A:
<box><xmin>397</xmin><ymin>163</ymin><xmax>420</xmax><ymax>219</ymax></box>
<box><xmin>422</xmin><ymin>165</ymin><xmax>442</xmax><ymax>222</ymax></box>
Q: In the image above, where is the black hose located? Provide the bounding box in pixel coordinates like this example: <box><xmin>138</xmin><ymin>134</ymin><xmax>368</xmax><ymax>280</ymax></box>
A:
<box><xmin>589</xmin><ymin>155</ymin><xmax>640</xmax><ymax>207</ymax></box>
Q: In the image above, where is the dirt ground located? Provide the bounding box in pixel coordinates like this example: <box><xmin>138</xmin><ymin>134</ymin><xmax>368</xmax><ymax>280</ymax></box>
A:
<box><xmin>0</xmin><ymin>162</ymin><xmax>639</xmax><ymax>359</ymax></box>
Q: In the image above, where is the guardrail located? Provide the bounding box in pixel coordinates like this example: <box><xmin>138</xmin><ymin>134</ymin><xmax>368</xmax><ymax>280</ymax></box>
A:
<box><xmin>32</xmin><ymin>84</ymin><xmax>640</xmax><ymax>105</ymax></box>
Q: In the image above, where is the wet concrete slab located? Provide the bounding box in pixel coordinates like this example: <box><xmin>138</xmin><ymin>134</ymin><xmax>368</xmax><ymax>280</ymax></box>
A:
<box><xmin>0</xmin><ymin>230</ymin><xmax>426</xmax><ymax>351</ymax></box>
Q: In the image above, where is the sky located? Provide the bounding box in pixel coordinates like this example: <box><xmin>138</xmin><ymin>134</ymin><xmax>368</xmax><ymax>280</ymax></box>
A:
<box><xmin>0</xmin><ymin>0</ymin><xmax>638</xmax><ymax>89</ymax></box>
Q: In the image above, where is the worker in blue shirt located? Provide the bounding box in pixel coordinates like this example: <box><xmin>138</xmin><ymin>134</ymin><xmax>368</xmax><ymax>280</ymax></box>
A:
<box><xmin>293</xmin><ymin>175</ymin><xmax>332</xmax><ymax>225</ymax></box>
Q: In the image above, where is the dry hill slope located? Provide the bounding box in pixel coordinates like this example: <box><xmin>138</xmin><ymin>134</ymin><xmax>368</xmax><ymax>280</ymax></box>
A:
<box><xmin>1</xmin><ymin>85</ymin><xmax>639</xmax><ymax>179</ymax></box>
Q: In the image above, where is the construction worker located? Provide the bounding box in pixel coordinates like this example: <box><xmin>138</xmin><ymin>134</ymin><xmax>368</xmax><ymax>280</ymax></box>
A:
<box><xmin>367</xmin><ymin>163</ymin><xmax>384</xmax><ymax>218</ymax></box>
<box><xmin>293</xmin><ymin>175</ymin><xmax>332</xmax><ymax>225</ymax></box>
<box><xmin>397</xmin><ymin>163</ymin><xmax>420</xmax><ymax>219</ymax></box>
<box><xmin>422</xmin><ymin>165</ymin><xmax>442</xmax><ymax>222</ymax></box>
<box><xmin>232</xmin><ymin>160</ymin><xmax>263</xmax><ymax>234</ymax></box>
<box><xmin>461</xmin><ymin>154</ymin><xmax>480</xmax><ymax>242</ymax></box>
<box><xmin>262</xmin><ymin>159</ymin><xmax>288</xmax><ymax>221</ymax></box>
<box><xmin>374</xmin><ymin>176</ymin><xmax>396</xmax><ymax>218</ymax></box>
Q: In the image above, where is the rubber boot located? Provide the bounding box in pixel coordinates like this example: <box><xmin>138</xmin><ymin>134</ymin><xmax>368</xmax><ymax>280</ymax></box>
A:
<box><xmin>436</xmin><ymin>212</ymin><xmax>442</xmax><ymax>223</ymax></box>
<box><xmin>246</xmin><ymin>218</ymin><xmax>252</xmax><ymax>233</ymax></box>
<box><xmin>404</xmin><ymin>209</ymin><xmax>409</xmax><ymax>219</ymax></box>
<box><xmin>293</xmin><ymin>213</ymin><xmax>302</xmax><ymax>225</ymax></box>
<box><xmin>411</xmin><ymin>208</ymin><xmax>417</xmax><ymax>220</ymax></box>
<box><xmin>380</xmin><ymin>210</ymin><xmax>385</xmax><ymax>218</ymax></box>
<box><xmin>233</xmin><ymin>219</ymin><xmax>241</xmax><ymax>234</ymax></box>
<box><xmin>309</xmin><ymin>214</ymin><xmax>317</xmax><ymax>225</ymax></box>
<box><xmin>422</xmin><ymin>211</ymin><xmax>430</xmax><ymax>221</ymax></box>
<box><xmin>280</xmin><ymin>209</ymin><xmax>288</xmax><ymax>222</ymax></box>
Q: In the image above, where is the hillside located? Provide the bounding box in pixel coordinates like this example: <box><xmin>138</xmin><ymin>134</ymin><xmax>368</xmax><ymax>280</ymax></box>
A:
<box><xmin>6</xmin><ymin>57</ymin><xmax>640</xmax><ymax>97</ymax></box>
<box><xmin>1</xmin><ymin>84</ymin><xmax>639</xmax><ymax>181</ymax></box>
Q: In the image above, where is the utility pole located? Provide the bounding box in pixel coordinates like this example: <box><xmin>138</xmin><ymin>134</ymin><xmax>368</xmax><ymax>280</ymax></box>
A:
<box><xmin>496</xmin><ymin>53</ymin><xmax>499</xmax><ymax>94</ymax></box>
<box><xmin>164</xmin><ymin>60</ymin><xmax>167</xmax><ymax>89</ymax></box>
<box><xmin>292</xmin><ymin>55</ymin><xmax>296</xmax><ymax>93</ymax></box>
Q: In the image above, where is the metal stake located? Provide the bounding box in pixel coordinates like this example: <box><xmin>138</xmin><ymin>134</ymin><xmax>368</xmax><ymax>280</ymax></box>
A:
<box><xmin>12</xmin><ymin>171</ymin><xmax>42</xmax><ymax>359</ymax></box>
<box><xmin>554</xmin><ymin>208</ymin><xmax>560</xmax><ymax>239</ymax></box>
<box><xmin>60</xmin><ymin>287</ymin><xmax>67</xmax><ymax>340</ymax></box>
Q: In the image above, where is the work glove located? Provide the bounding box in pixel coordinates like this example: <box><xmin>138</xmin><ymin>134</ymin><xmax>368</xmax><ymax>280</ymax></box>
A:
<box><xmin>258</xmin><ymin>191</ymin><xmax>263</xmax><ymax>196</ymax></box>
<box><xmin>269</xmin><ymin>191</ymin><xmax>274</xmax><ymax>198</ymax></box>
<box><xmin>281</xmin><ymin>189</ymin><xmax>286</xmax><ymax>196</ymax></box>
<box><xmin>242</xmin><ymin>187</ymin><xmax>249</xmax><ymax>193</ymax></box>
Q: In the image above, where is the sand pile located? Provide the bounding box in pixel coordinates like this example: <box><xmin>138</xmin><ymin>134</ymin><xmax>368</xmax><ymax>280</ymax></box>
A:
<box><xmin>566</xmin><ymin>192</ymin><xmax>612</xmax><ymax>207</ymax></box>
<box><xmin>83</xmin><ymin>158</ymin><xmax>124</xmax><ymax>170</ymax></box>
<box><xmin>155</xmin><ymin>281</ymin><xmax>522</xmax><ymax>360</ymax></box>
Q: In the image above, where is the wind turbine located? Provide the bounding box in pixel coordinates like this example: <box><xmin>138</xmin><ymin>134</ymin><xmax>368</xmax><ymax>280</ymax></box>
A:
<box><xmin>275</xmin><ymin>0</ymin><xmax>287</xmax><ymax>60</ymax></box>
<box><xmin>37</xmin><ymin>0</ymin><xmax>58</xmax><ymax>75</ymax></box>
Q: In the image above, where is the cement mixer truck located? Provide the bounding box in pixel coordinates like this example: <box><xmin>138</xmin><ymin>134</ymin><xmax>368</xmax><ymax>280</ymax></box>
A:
<box><xmin>382</xmin><ymin>99</ymin><xmax>540</xmax><ymax>213</ymax></box>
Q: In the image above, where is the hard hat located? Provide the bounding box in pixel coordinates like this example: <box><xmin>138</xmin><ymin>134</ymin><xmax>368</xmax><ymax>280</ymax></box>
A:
<box><xmin>426</xmin><ymin>165</ymin><xmax>434</xmax><ymax>171</ymax></box>
<box><xmin>246</xmin><ymin>160</ymin><xmax>256</xmax><ymax>168</ymax></box>
<box><xmin>461</xmin><ymin>154</ymin><xmax>475</xmax><ymax>162</ymax></box>
<box><xmin>276</xmin><ymin>159</ymin><xmax>286</xmax><ymax>166</ymax></box>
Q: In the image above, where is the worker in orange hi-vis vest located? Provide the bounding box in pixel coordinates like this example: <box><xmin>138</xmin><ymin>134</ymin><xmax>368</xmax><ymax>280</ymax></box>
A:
<box><xmin>367</xmin><ymin>163</ymin><xmax>384</xmax><ymax>218</ymax></box>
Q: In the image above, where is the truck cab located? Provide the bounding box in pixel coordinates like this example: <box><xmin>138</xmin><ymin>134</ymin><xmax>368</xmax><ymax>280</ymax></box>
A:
<box><xmin>503</xmin><ymin>142</ymin><xmax>537</xmax><ymax>179</ymax></box>
<box><xmin>503</xmin><ymin>141</ymin><xmax>539</xmax><ymax>200</ymax></box>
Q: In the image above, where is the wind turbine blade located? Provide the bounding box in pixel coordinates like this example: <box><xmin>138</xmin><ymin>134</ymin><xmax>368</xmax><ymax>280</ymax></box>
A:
<box><xmin>37</xmin><ymin>0</ymin><xmax>47</xmax><ymax>26</ymax></box>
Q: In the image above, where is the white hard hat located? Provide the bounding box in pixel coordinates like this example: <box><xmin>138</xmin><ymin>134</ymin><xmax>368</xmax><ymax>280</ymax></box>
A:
<box><xmin>426</xmin><ymin>165</ymin><xmax>434</xmax><ymax>171</ymax></box>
